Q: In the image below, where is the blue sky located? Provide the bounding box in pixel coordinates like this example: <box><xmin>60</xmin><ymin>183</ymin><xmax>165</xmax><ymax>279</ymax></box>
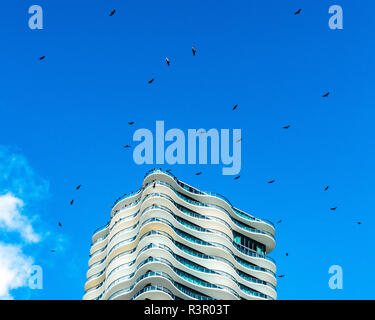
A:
<box><xmin>0</xmin><ymin>0</ymin><xmax>374</xmax><ymax>299</ymax></box>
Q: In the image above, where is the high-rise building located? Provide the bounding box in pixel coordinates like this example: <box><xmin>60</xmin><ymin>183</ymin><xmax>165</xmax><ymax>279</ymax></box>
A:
<box><xmin>83</xmin><ymin>169</ymin><xmax>276</xmax><ymax>300</ymax></box>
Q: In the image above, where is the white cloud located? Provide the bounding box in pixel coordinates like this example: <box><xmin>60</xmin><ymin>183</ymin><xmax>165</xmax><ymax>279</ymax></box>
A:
<box><xmin>0</xmin><ymin>242</ymin><xmax>34</xmax><ymax>300</ymax></box>
<box><xmin>0</xmin><ymin>193</ymin><xmax>40</xmax><ymax>243</ymax></box>
<box><xmin>0</xmin><ymin>146</ymin><xmax>49</xmax><ymax>201</ymax></box>
<box><xmin>0</xmin><ymin>145</ymin><xmax>52</xmax><ymax>299</ymax></box>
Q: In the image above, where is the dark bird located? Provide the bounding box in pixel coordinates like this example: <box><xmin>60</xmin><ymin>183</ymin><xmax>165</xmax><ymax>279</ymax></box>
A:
<box><xmin>76</xmin><ymin>184</ymin><xmax>81</xmax><ymax>190</ymax></box>
<box><xmin>357</xmin><ymin>222</ymin><xmax>362</xmax><ymax>225</ymax></box>
<box><xmin>294</xmin><ymin>9</ymin><xmax>302</xmax><ymax>15</ymax></box>
<box><xmin>70</xmin><ymin>200</ymin><xmax>74</xmax><ymax>205</ymax></box>
<box><xmin>232</xmin><ymin>104</ymin><xmax>238</xmax><ymax>111</ymax></box>
<box><xmin>268</xmin><ymin>180</ymin><xmax>276</xmax><ymax>184</ymax></box>
<box><xmin>322</xmin><ymin>92</ymin><xmax>330</xmax><ymax>98</ymax></box>
<box><xmin>166</xmin><ymin>58</ymin><xmax>170</xmax><ymax>66</ymax></box>
<box><xmin>148</xmin><ymin>78</ymin><xmax>155</xmax><ymax>84</ymax></box>
<box><xmin>277</xmin><ymin>220</ymin><xmax>282</xmax><ymax>224</ymax></box>
<box><xmin>283</xmin><ymin>125</ymin><xmax>290</xmax><ymax>129</ymax></box>
<box><xmin>324</xmin><ymin>186</ymin><xmax>329</xmax><ymax>191</ymax></box>
<box><xmin>286</xmin><ymin>253</ymin><xmax>289</xmax><ymax>257</ymax></box>
<box><xmin>109</xmin><ymin>9</ymin><xmax>116</xmax><ymax>16</ymax></box>
<box><xmin>330</xmin><ymin>206</ymin><xmax>338</xmax><ymax>211</ymax></box>
<box><xmin>50</xmin><ymin>250</ymin><xmax>55</xmax><ymax>253</ymax></box>
<box><xmin>192</xmin><ymin>47</ymin><xmax>196</xmax><ymax>56</ymax></box>
<box><xmin>39</xmin><ymin>56</ymin><xmax>46</xmax><ymax>60</ymax></box>
<box><xmin>277</xmin><ymin>275</ymin><xmax>286</xmax><ymax>278</ymax></box>
<box><xmin>195</xmin><ymin>172</ymin><xmax>202</xmax><ymax>176</ymax></box>
<box><xmin>234</xmin><ymin>175</ymin><xmax>240</xmax><ymax>180</ymax></box>
<box><xmin>123</xmin><ymin>145</ymin><xmax>131</xmax><ymax>148</ymax></box>
<box><xmin>58</xmin><ymin>222</ymin><xmax>62</xmax><ymax>227</ymax></box>
<box><xmin>128</xmin><ymin>121</ymin><xmax>135</xmax><ymax>125</ymax></box>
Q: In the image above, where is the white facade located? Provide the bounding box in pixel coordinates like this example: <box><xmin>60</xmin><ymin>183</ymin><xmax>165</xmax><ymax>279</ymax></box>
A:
<box><xmin>83</xmin><ymin>169</ymin><xmax>277</xmax><ymax>300</ymax></box>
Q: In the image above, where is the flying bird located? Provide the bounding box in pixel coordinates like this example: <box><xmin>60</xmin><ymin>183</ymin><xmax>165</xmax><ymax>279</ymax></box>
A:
<box><xmin>166</xmin><ymin>58</ymin><xmax>170</xmax><ymax>66</ymax></box>
<box><xmin>192</xmin><ymin>47</ymin><xmax>196</xmax><ymax>56</ymax></box>
<box><xmin>268</xmin><ymin>180</ymin><xmax>276</xmax><ymax>184</ymax></box>
<box><xmin>109</xmin><ymin>9</ymin><xmax>116</xmax><ymax>16</ymax></box>
<box><xmin>286</xmin><ymin>253</ymin><xmax>289</xmax><ymax>256</ymax></box>
<box><xmin>58</xmin><ymin>222</ymin><xmax>62</xmax><ymax>227</ymax></box>
<box><xmin>123</xmin><ymin>145</ymin><xmax>131</xmax><ymax>148</ymax></box>
<box><xmin>324</xmin><ymin>186</ymin><xmax>329</xmax><ymax>191</ymax></box>
<box><xmin>39</xmin><ymin>56</ymin><xmax>46</xmax><ymax>60</ymax></box>
<box><xmin>330</xmin><ymin>206</ymin><xmax>338</xmax><ymax>211</ymax></box>
<box><xmin>277</xmin><ymin>220</ymin><xmax>282</xmax><ymax>224</ymax></box>
<box><xmin>195</xmin><ymin>172</ymin><xmax>202</xmax><ymax>176</ymax></box>
<box><xmin>128</xmin><ymin>121</ymin><xmax>135</xmax><ymax>125</ymax></box>
<box><xmin>277</xmin><ymin>275</ymin><xmax>286</xmax><ymax>278</ymax></box>
<box><xmin>357</xmin><ymin>222</ymin><xmax>362</xmax><ymax>225</ymax></box>
<box><xmin>76</xmin><ymin>184</ymin><xmax>81</xmax><ymax>190</ymax></box>
<box><xmin>322</xmin><ymin>92</ymin><xmax>330</xmax><ymax>98</ymax></box>
<box><xmin>234</xmin><ymin>175</ymin><xmax>240</xmax><ymax>180</ymax></box>
<box><xmin>70</xmin><ymin>200</ymin><xmax>74</xmax><ymax>205</ymax></box>
<box><xmin>232</xmin><ymin>104</ymin><xmax>238</xmax><ymax>111</ymax></box>
<box><xmin>50</xmin><ymin>250</ymin><xmax>55</xmax><ymax>253</ymax></box>
<box><xmin>148</xmin><ymin>78</ymin><xmax>155</xmax><ymax>84</ymax></box>
<box><xmin>283</xmin><ymin>125</ymin><xmax>290</xmax><ymax>129</ymax></box>
<box><xmin>294</xmin><ymin>9</ymin><xmax>302</xmax><ymax>15</ymax></box>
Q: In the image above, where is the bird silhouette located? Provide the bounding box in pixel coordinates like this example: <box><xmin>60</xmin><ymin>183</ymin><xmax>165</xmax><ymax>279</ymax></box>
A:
<box><xmin>76</xmin><ymin>184</ymin><xmax>81</xmax><ymax>190</ymax></box>
<box><xmin>330</xmin><ymin>206</ymin><xmax>338</xmax><ymax>211</ymax></box>
<box><xmin>286</xmin><ymin>253</ymin><xmax>289</xmax><ymax>256</ymax></box>
<box><xmin>123</xmin><ymin>145</ymin><xmax>131</xmax><ymax>148</ymax></box>
<box><xmin>294</xmin><ymin>9</ymin><xmax>302</xmax><ymax>15</ymax></box>
<box><xmin>70</xmin><ymin>200</ymin><xmax>74</xmax><ymax>205</ymax></box>
<box><xmin>166</xmin><ymin>58</ymin><xmax>170</xmax><ymax>66</ymax></box>
<box><xmin>357</xmin><ymin>222</ymin><xmax>362</xmax><ymax>225</ymax></box>
<box><xmin>283</xmin><ymin>125</ymin><xmax>290</xmax><ymax>129</ymax></box>
<box><xmin>234</xmin><ymin>175</ymin><xmax>240</xmax><ymax>180</ymax></box>
<box><xmin>277</xmin><ymin>220</ymin><xmax>282</xmax><ymax>224</ymax></box>
<box><xmin>192</xmin><ymin>47</ymin><xmax>196</xmax><ymax>56</ymax></box>
<box><xmin>268</xmin><ymin>180</ymin><xmax>276</xmax><ymax>184</ymax></box>
<box><xmin>322</xmin><ymin>92</ymin><xmax>330</xmax><ymax>98</ymax></box>
<box><xmin>148</xmin><ymin>78</ymin><xmax>155</xmax><ymax>84</ymax></box>
<box><xmin>195</xmin><ymin>172</ymin><xmax>202</xmax><ymax>176</ymax></box>
<box><xmin>58</xmin><ymin>222</ymin><xmax>62</xmax><ymax>227</ymax></box>
<box><xmin>324</xmin><ymin>186</ymin><xmax>329</xmax><ymax>191</ymax></box>
<box><xmin>109</xmin><ymin>9</ymin><xmax>116</xmax><ymax>16</ymax></box>
<box><xmin>128</xmin><ymin>121</ymin><xmax>135</xmax><ymax>125</ymax></box>
<box><xmin>39</xmin><ymin>56</ymin><xmax>46</xmax><ymax>60</ymax></box>
<box><xmin>50</xmin><ymin>250</ymin><xmax>55</xmax><ymax>253</ymax></box>
<box><xmin>232</xmin><ymin>104</ymin><xmax>238</xmax><ymax>111</ymax></box>
<box><xmin>277</xmin><ymin>275</ymin><xmax>286</xmax><ymax>278</ymax></box>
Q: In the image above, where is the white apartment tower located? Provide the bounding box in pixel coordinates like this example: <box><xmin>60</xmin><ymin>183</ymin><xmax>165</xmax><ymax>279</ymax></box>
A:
<box><xmin>84</xmin><ymin>169</ymin><xmax>277</xmax><ymax>300</ymax></box>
